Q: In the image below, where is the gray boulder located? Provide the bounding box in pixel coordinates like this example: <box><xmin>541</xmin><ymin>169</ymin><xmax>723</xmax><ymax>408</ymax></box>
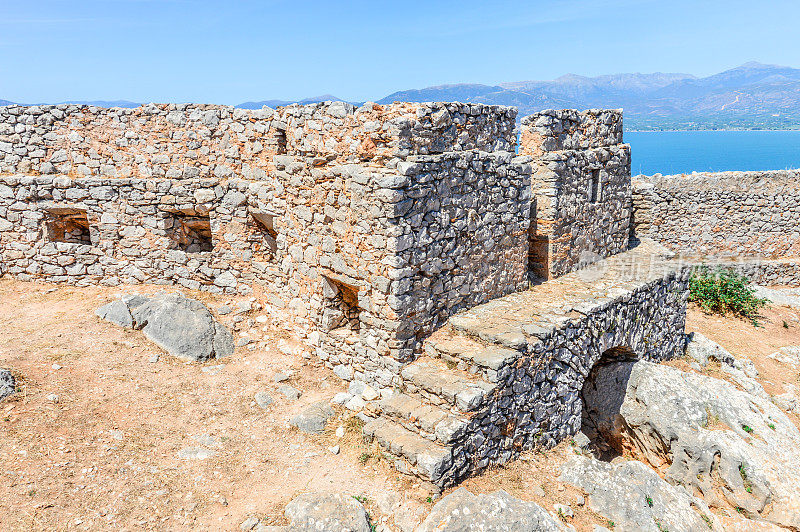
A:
<box><xmin>684</xmin><ymin>331</ymin><xmax>735</xmax><ymax>367</ymax></box>
<box><xmin>283</xmin><ymin>493</ymin><xmax>371</xmax><ymax>532</ymax></box>
<box><xmin>0</xmin><ymin>369</ymin><xmax>15</xmax><ymax>401</ymax></box>
<box><xmin>290</xmin><ymin>401</ymin><xmax>334</xmax><ymax>434</ymax></box>
<box><xmin>582</xmin><ymin>360</ymin><xmax>800</xmax><ymax>529</ymax></box>
<box><xmin>415</xmin><ymin>488</ymin><xmax>566</xmax><ymax>531</ymax></box>
<box><xmin>560</xmin><ymin>456</ymin><xmax>718</xmax><ymax>532</ymax></box>
<box><xmin>753</xmin><ymin>285</ymin><xmax>800</xmax><ymax>309</ymax></box>
<box><xmin>96</xmin><ymin>292</ymin><xmax>234</xmax><ymax>361</ymax></box>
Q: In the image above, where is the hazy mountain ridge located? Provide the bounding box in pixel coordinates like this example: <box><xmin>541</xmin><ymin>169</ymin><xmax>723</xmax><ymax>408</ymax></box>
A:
<box><xmin>378</xmin><ymin>62</ymin><xmax>800</xmax><ymax>130</ymax></box>
<box><xmin>4</xmin><ymin>63</ymin><xmax>800</xmax><ymax>129</ymax></box>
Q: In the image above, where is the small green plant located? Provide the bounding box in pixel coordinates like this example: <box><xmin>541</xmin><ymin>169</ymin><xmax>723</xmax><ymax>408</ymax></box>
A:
<box><xmin>742</xmin><ymin>424</ymin><xmax>754</xmax><ymax>434</ymax></box>
<box><xmin>646</xmin><ymin>495</ymin><xmax>654</xmax><ymax>507</ymax></box>
<box><xmin>606</xmin><ymin>520</ymin><xmax>615</xmax><ymax>529</ymax></box>
<box><xmin>701</xmin><ymin>513</ymin><xmax>714</xmax><ymax>529</ymax></box>
<box><xmin>352</xmin><ymin>494</ymin><xmax>369</xmax><ymax>504</ymax></box>
<box><xmin>784</xmin><ymin>320</ymin><xmax>790</xmax><ymax>329</ymax></box>
<box><xmin>689</xmin><ymin>267</ymin><xmax>768</xmax><ymax>326</ymax></box>
<box><xmin>426</xmin><ymin>496</ymin><xmax>432</xmax><ymax>503</ymax></box>
<box><xmin>654</xmin><ymin>517</ymin><xmax>669</xmax><ymax>532</ymax></box>
<box><xmin>769</xmin><ymin>422</ymin><xmax>776</xmax><ymax>430</ymax></box>
<box><xmin>739</xmin><ymin>463</ymin><xmax>754</xmax><ymax>493</ymax></box>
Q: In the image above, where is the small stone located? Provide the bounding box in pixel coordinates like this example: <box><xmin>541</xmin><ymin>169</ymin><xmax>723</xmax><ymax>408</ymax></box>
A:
<box><xmin>47</xmin><ymin>393</ymin><xmax>59</xmax><ymax>403</ymax></box>
<box><xmin>51</xmin><ymin>363</ymin><xmax>62</xmax><ymax>370</ymax></box>
<box><xmin>255</xmin><ymin>391</ymin><xmax>273</xmax><ymax>409</ymax></box>
<box><xmin>533</xmin><ymin>486</ymin><xmax>546</xmax><ymax>497</ymax></box>
<box><xmin>333</xmin><ymin>364</ymin><xmax>353</xmax><ymax>381</ymax></box>
<box><xmin>109</xmin><ymin>429</ymin><xmax>124</xmax><ymax>441</ymax></box>
<box><xmin>348</xmin><ymin>381</ymin><xmax>366</xmax><ymax>396</ymax></box>
<box><xmin>553</xmin><ymin>503</ymin><xmax>573</xmax><ymax>518</ymax></box>
<box><xmin>345</xmin><ymin>395</ymin><xmax>366</xmax><ymax>411</ymax></box>
<box><xmin>574</xmin><ymin>494</ymin><xmax>585</xmax><ymax>506</ymax></box>
<box><xmin>240</xmin><ymin>516</ymin><xmax>260</xmax><ymax>530</ymax></box>
<box><xmin>331</xmin><ymin>392</ymin><xmax>353</xmax><ymax>405</ymax></box>
<box><xmin>361</xmin><ymin>385</ymin><xmax>379</xmax><ymax>401</ymax></box>
<box><xmin>217</xmin><ymin>305</ymin><xmax>232</xmax><ymax>316</ymax></box>
<box><xmin>335</xmin><ymin>426</ymin><xmax>345</xmax><ymax>438</ymax></box>
<box><xmin>328</xmin><ymin>445</ymin><xmax>340</xmax><ymax>455</ymax></box>
<box><xmin>278</xmin><ymin>385</ymin><xmax>302</xmax><ymax>401</ymax></box>
<box><xmin>290</xmin><ymin>401</ymin><xmax>334</xmax><ymax>434</ymax></box>
<box><xmin>274</xmin><ymin>370</ymin><xmax>293</xmax><ymax>383</ymax></box>
<box><xmin>177</xmin><ymin>447</ymin><xmax>214</xmax><ymax>460</ymax></box>
<box><xmin>148</xmin><ymin>354</ymin><xmax>159</xmax><ymax>363</ymax></box>
<box><xmin>201</xmin><ymin>364</ymin><xmax>225</xmax><ymax>375</ymax></box>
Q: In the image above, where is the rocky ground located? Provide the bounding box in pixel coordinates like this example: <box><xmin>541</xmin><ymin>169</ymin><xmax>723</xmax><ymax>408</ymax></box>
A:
<box><xmin>1</xmin><ymin>277</ymin><xmax>799</xmax><ymax>531</ymax></box>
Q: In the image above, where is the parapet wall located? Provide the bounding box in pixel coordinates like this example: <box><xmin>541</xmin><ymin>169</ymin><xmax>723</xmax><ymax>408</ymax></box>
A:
<box><xmin>632</xmin><ymin>171</ymin><xmax>800</xmax><ymax>259</ymax></box>
<box><xmin>521</xmin><ymin>109</ymin><xmax>630</xmax><ymax>279</ymax></box>
<box><xmin>0</xmin><ymin>102</ymin><xmax>517</xmax><ymax>179</ymax></box>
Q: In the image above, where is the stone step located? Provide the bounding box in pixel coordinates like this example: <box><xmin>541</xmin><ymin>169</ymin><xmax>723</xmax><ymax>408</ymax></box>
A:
<box><xmin>363</xmin><ymin>417</ymin><xmax>453</xmax><ymax>485</ymax></box>
<box><xmin>378</xmin><ymin>392</ymin><xmax>469</xmax><ymax>445</ymax></box>
<box><xmin>424</xmin><ymin>331</ymin><xmax>520</xmax><ymax>382</ymax></box>
<box><xmin>400</xmin><ymin>357</ymin><xmax>496</xmax><ymax>412</ymax></box>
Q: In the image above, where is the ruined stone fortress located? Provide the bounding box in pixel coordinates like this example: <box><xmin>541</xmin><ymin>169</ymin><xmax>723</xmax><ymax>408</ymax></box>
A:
<box><xmin>1</xmin><ymin>100</ymin><xmax>797</xmax><ymax>489</ymax></box>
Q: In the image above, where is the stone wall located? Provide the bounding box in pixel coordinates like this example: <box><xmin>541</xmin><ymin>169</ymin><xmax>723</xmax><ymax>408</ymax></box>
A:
<box><xmin>632</xmin><ymin>171</ymin><xmax>800</xmax><ymax>260</ymax></box>
<box><xmin>0</xmin><ymin>100</ymin><xmax>530</xmax><ymax>388</ymax></box>
<box><xmin>520</xmin><ymin>109</ymin><xmax>631</xmax><ymax>279</ymax></box>
<box><xmin>0</xmin><ymin>102</ymin><xmax>516</xmax><ymax>179</ymax></box>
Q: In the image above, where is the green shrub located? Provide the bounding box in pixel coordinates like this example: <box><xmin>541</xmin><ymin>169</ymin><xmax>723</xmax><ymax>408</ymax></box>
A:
<box><xmin>688</xmin><ymin>267</ymin><xmax>767</xmax><ymax>325</ymax></box>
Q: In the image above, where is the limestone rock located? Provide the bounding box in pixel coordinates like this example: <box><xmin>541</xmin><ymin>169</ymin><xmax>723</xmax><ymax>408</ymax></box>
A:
<box><xmin>283</xmin><ymin>493</ymin><xmax>371</xmax><ymax>532</ymax></box>
<box><xmin>290</xmin><ymin>401</ymin><xmax>334</xmax><ymax>434</ymax></box>
<box><xmin>768</xmin><ymin>346</ymin><xmax>800</xmax><ymax>368</ymax></box>
<box><xmin>560</xmin><ymin>456</ymin><xmax>717</xmax><ymax>532</ymax></box>
<box><xmin>0</xmin><ymin>368</ymin><xmax>15</xmax><ymax>401</ymax></box>
<box><xmin>753</xmin><ymin>285</ymin><xmax>800</xmax><ymax>309</ymax></box>
<box><xmin>415</xmin><ymin>488</ymin><xmax>566</xmax><ymax>531</ymax></box>
<box><xmin>96</xmin><ymin>292</ymin><xmax>234</xmax><ymax>361</ymax></box>
<box><xmin>684</xmin><ymin>331</ymin><xmax>734</xmax><ymax>367</ymax></box>
<box><xmin>582</xmin><ymin>360</ymin><xmax>800</xmax><ymax>529</ymax></box>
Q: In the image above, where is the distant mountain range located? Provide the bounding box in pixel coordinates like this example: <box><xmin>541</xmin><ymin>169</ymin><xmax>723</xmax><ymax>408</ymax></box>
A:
<box><xmin>375</xmin><ymin>62</ymin><xmax>800</xmax><ymax>130</ymax></box>
<box><xmin>4</xmin><ymin>63</ymin><xmax>800</xmax><ymax>130</ymax></box>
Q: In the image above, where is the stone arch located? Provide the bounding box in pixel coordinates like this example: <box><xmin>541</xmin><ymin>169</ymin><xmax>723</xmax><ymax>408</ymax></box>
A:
<box><xmin>580</xmin><ymin>345</ymin><xmax>638</xmax><ymax>460</ymax></box>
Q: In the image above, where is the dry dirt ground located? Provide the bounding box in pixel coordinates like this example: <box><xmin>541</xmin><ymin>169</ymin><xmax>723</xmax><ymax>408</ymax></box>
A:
<box><xmin>1</xmin><ymin>277</ymin><xmax>799</xmax><ymax>531</ymax></box>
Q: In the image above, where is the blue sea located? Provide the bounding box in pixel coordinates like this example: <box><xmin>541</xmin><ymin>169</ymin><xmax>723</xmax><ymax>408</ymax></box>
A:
<box><xmin>625</xmin><ymin>130</ymin><xmax>800</xmax><ymax>176</ymax></box>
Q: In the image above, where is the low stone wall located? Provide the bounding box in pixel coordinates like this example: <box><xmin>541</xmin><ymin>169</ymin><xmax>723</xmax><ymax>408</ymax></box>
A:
<box><xmin>632</xmin><ymin>171</ymin><xmax>800</xmax><ymax>260</ymax></box>
<box><xmin>520</xmin><ymin>109</ymin><xmax>631</xmax><ymax>279</ymax></box>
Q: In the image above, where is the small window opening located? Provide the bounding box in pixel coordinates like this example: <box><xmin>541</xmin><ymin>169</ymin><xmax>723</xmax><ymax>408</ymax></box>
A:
<box><xmin>250</xmin><ymin>212</ymin><xmax>278</xmax><ymax>256</ymax></box>
<box><xmin>275</xmin><ymin>128</ymin><xmax>287</xmax><ymax>155</ymax></box>
<box><xmin>321</xmin><ymin>276</ymin><xmax>361</xmax><ymax>335</ymax></box>
<box><xmin>171</xmin><ymin>214</ymin><xmax>213</xmax><ymax>253</ymax></box>
<box><xmin>44</xmin><ymin>208</ymin><xmax>91</xmax><ymax>244</ymax></box>
<box><xmin>590</xmin><ymin>169</ymin><xmax>601</xmax><ymax>203</ymax></box>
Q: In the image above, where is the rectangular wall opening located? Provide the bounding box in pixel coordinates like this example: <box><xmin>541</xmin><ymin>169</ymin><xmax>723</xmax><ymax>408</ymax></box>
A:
<box><xmin>250</xmin><ymin>211</ymin><xmax>278</xmax><ymax>256</ymax></box>
<box><xmin>44</xmin><ymin>208</ymin><xmax>92</xmax><ymax>244</ymax></box>
<box><xmin>170</xmin><ymin>214</ymin><xmax>213</xmax><ymax>253</ymax></box>
<box><xmin>274</xmin><ymin>128</ymin><xmax>287</xmax><ymax>155</ymax></box>
<box><xmin>321</xmin><ymin>276</ymin><xmax>361</xmax><ymax>336</ymax></box>
<box><xmin>590</xmin><ymin>169</ymin><xmax>601</xmax><ymax>203</ymax></box>
<box><xmin>527</xmin><ymin>198</ymin><xmax>549</xmax><ymax>283</ymax></box>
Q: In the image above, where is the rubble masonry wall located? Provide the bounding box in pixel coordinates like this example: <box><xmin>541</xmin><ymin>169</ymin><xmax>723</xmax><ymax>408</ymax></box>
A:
<box><xmin>520</xmin><ymin>109</ymin><xmax>631</xmax><ymax>279</ymax></box>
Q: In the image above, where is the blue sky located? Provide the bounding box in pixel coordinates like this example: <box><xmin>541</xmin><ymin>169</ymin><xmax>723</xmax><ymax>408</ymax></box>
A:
<box><xmin>2</xmin><ymin>0</ymin><xmax>799</xmax><ymax>104</ymax></box>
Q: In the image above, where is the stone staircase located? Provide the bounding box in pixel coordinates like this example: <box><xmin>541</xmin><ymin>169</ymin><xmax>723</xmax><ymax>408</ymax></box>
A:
<box><xmin>362</xmin><ymin>240</ymin><xmax>691</xmax><ymax>489</ymax></box>
<box><xmin>363</xmin><ymin>324</ymin><xmax>515</xmax><ymax>488</ymax></box>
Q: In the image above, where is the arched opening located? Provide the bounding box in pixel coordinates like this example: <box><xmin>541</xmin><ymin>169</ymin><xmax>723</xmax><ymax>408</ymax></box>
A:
<box><xmin>580</xmin><ymin>346</ymin><xmax>638</xmax><ymax>461</ymax></box>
